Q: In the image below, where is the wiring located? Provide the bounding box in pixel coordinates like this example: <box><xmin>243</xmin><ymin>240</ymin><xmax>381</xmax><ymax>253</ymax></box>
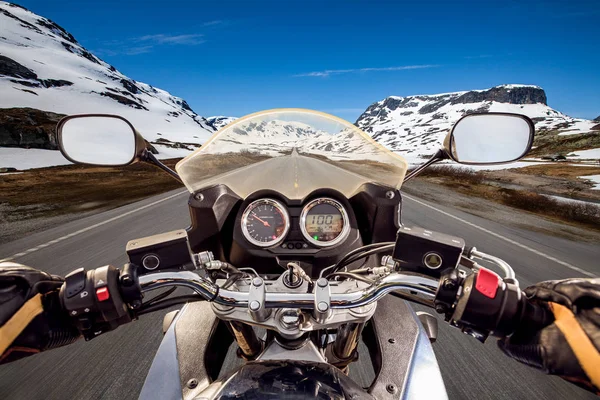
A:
<box><xmin>138</xmin><ymin>295</ymin><xmax>201</xmax><ymax>315</ymax></box>
<box><xmin>328</xmin><ymin>272</ymin><xmax>375</xmax><ymax>284</ymax></box>
<box><xmin>331</xmin><ymin>243</ymin><xmax>395</xmax><ymax>274</ymax></box>
<box><xmin>333</xmin><ymin>242</ymin><xmax>394</xmax><ymax>272</ymax></box>
<box><xmin>143</xmin><ymin>287</ymin><xmax>177</xmax><ymax>306</ymax></box>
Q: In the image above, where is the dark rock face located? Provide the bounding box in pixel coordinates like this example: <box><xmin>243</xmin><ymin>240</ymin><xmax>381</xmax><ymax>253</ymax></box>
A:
<box><xmin>593</xmin><ymin>115</ymin><xmax>600</xmax><ymax>123</ymax></box>
<box><xmin>0</xmin><ymin>107</ymin><xmax>65</xmax><ymax>149</ymax></box>
<box><xmin>451</xmin><ymin>86</ymin><xmax>546</xmax><ymax>105</ymax></box>
<box><xmin>36</xmin><ymin>18</ymin><xmax>77</xmax><ymax>44</ymax></box>
<box><xmin>120</xmin><ymin>79</ymin><xmax>140</xmax><ymax>94</ymax></box>
<box><xmin>0</xmin><ymin>55</ymin><xmax>37</xmax><ymax>79</ymax></box>
<box><xmin>181</xmin><ymin>100</ymin><xmax>193</xmax><ymax>112</ymax></box>
<box><xmin>1</xmin><ymin>56</ymin><xmax>74</xmax><ymax>90</ymax></box>
<box><xmin>99</xmin><ymin>92</ymin><xmax>149</xmax><ymax>111</ymax></box>
<box><xmin>41</xmin><ymin>79</ymin><xmax>73</xmax><ymax>88</ymax></box>
<box><xmin>356</xmin><ymin>85</ymin><xmax>547</xmax><ymax>124</ymax></box>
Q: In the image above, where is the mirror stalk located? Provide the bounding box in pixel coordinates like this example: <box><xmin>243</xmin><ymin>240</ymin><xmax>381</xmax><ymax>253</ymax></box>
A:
<box><xmin>141</xmin><ymin>149</ymin><xmax>183</xmax><ymax>184</ymax></box>
<box><xmin>402</xmin><ymin>148</ymin><xmax>448</xmax><ymax>183</ymax></box>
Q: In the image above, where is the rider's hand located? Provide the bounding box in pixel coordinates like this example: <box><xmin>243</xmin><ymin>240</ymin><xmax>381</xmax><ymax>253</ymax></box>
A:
<box><xmin>0</xmin><ymin>262</ymin><xmax>80</xmax><ymax>364</ymax></box>
<box><xmin>498</xmin><ymin>278</ymin><xmax>600</xmax><ymax>394</ymax></box>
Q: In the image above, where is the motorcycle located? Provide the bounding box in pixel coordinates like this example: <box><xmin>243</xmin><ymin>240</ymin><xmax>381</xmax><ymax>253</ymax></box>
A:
<box><xmin>45</xmin><ymin>109</ymin><xmax>546</xmax><ymax>399</ymax></box>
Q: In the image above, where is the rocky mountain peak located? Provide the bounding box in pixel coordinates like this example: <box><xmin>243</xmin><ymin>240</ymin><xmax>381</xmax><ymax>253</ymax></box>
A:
<box><xmin>358</xmin><ymin>85</ymin><xmax>547</xmax><ymax>124</ymax></box>
<box><xmin>355</xmin><ymin>84</ymin><xmax>597</xmax><ymax>164</ymax></box>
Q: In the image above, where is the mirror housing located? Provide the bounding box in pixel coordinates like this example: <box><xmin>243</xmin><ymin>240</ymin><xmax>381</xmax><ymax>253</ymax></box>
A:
<box><xmin>443</xmin><ymin>112</ymin><xmax>535</xmax><ymax>165</ymax></box>
<box><xmin>57</xmin><ymin>114</ymin><xmax>147</xmax><ymax>166</ymax></box>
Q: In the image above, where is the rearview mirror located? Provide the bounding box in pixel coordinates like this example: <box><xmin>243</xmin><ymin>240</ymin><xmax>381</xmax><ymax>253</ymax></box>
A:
<box><xmin>57</xmin><ymin>114</ymin><xmax>146</xmax><ymax>166</ymax></box>
<box><xmin>444</xmin><ymin>113</ymin><xmax>534</xmax><ymax>165</ymax></box>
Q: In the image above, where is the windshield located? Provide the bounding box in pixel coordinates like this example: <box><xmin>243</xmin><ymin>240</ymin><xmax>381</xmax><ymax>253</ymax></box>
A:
<box><xmin>176</xmin><ymin>109</ymin><xmax>408</xmax><ymax>199</ymax></box>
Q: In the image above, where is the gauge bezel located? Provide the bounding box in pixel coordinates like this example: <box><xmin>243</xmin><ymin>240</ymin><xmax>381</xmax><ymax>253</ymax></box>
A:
<box><xmin>300</xmin><ymin>197</ymin><xmax>350</xmax><ymax>248</ymax></box>
<box><xmin>241</xmin><ymin>198</ymin><xmax>290</xmax><ymax>248</ymax></box>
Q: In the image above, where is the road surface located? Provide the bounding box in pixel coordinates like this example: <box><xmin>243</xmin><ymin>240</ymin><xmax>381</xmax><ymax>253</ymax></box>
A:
<box><xmin>0</xmin><ymin>156</ymin><xmax>598</xmax><ymax>399</ymax></box>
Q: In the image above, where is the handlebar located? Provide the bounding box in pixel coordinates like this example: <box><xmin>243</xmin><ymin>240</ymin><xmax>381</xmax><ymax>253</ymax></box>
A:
<box><xmin>59</xmin><ymin>250</ymin><xmax>553</xmax><ymax>343</ymax></box>
<box><xmin>138</xmin><ymin>270</ymin><xmax>439</xmax><ymax>309</ymax></box>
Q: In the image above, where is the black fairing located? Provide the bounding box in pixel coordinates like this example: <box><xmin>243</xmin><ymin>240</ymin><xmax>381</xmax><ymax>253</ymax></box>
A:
<box><xmin>184</xmin><ymin>183</ymin><xmax>402</xmax><ymax>276</ymax></box>
<box><xmin>210</xmin><ymin>360</ymin><xmax>375</xmax><ymax>400</ymax></box>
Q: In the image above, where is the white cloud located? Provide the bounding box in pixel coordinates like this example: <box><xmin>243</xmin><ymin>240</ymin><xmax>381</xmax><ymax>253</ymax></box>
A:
<box><xmin>294</xmin><ymin>64</ymin><xmax>439</xmax><ymax>77</ymax></box>
<box><xmin>136</xmin><ymin>33</ymin><xmax>205</xmax><ymax>45</ymax></box>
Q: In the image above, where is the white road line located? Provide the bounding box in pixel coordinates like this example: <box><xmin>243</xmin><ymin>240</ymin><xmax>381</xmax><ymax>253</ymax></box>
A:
<box><xmin>403</xmin><ymin>194</ymin><xmax>596</xmax><ymax>278</ymax></box>
<box><xmin>0</xmin><ymin>190</ymin><xmax>188</xmax><ymax>263</ymax></box>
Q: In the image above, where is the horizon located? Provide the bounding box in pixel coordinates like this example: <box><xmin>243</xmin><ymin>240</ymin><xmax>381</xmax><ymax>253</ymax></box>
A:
<box><xmin>7</xmin><ymin>0</ymin><xmax>600</xmax><ymax>122</ymax></box>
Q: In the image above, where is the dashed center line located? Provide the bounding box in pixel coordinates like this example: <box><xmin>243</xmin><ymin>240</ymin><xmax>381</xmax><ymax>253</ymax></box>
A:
<box><xmin>0</xmin><ymin>190</ymin><xmax>188</xmax><ymax>263</ymax></box>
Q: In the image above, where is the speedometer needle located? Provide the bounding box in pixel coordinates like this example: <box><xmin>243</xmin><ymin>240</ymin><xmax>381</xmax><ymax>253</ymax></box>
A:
<box><xmin>252</xmin><ymin>213</ymin><xmax>271</xmax><ymax>227</ymax></box>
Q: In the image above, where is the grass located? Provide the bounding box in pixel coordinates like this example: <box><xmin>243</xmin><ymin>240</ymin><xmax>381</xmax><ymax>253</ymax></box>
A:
<box><xmin>499</xmin><ymin>188</ymin><xmax>600</xmax><ymax>226</ymax></box>
<box><xmin>415</xmin><ymin>165</ymin><xmax>600</xmax><ymax>230</ymax></box>
<box><xmin>0</xmin><ymin>159</ymin><xmax>184</xmax><ymax>222</ymax></box>
<box><xmin>417</xmin><ymin>165</ymin><xmax>485</xmax><ymax>185</ymax></box>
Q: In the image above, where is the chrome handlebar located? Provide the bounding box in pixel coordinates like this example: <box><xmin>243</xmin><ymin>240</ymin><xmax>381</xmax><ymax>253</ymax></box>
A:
<box><xmin>137</xmin><ymin>248</ymin><xmax>514</xmax><ymax>311</ymax></box>
<box><xmin>139</xmin><ymin>270</ymin><xmax>439</xmax><ymax>309</ymax></box>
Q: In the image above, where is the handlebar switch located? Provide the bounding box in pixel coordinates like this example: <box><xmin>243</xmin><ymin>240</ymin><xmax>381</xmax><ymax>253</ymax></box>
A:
<box><xmin>437</xmin><ymin>267</ymin><xmax>545</xmax><ymax>342</ymax></box>
<box><xmin>60</xmin><ymin>265</ymin><xmax>134</xmax><ymax>341</ymax></box>
<box><xmin>64</xmin><ymin>268</ymin><xmax>86</xmax><ymax>298</ymax></box>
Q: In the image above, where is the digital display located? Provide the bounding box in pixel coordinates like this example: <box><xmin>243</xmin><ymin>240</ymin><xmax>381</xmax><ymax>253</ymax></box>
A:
<box><xmin>303</xmin><ymin>201</ymin><xmax>346</xmax><ymax>243</ymax></box>
<box><xmin>305</xmin><ymin>214</ymin><xmax>343</xmax><ymax>235</ymax></box>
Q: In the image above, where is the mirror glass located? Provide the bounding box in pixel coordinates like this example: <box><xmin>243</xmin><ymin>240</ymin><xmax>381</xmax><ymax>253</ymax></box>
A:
<box><xmin>59</xmin><ymin>116</ymin><xmax>137</xmax><ymax>166</ymax></box>
<box><xmin>449</xmin><ymin>114</ymin><xmax>533</xmax><ymax>164</ymax></box>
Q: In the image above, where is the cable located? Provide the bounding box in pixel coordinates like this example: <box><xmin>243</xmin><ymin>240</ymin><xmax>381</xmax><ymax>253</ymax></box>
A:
<box><xmin>333</xmin><ymin>242</ymin><xmax>394</xmax><ymax>273</ymax></box>
<box><xmin>328</xmin><ymin>272</ymin><xmax>375</xmax><ymax>284</ymax></box>
<box><xmin>332</xmin><ymin>244</ymin><xmax>395</xmax><ymax>274</ymax></box>
<box><xmin>222</xmin><ymin>272</ymin><xmax>249</xmax><ymax>289</ymax></box>
<box><xmin>138</xmin><ymin>295</ymin><xmax>201</xmax><ymax>315</ymax></box>
<box><xmin>144</xmin><ymin>287</ymin><xmax>177</xmax><ymax>306</ymax></box>
<box><xmin>238</xmin><ymin>267</ymin><xmax>260</xmax><ymax>278</ymax></box>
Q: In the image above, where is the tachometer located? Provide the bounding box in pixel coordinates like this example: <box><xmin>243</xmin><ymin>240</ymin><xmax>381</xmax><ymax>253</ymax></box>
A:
<box><xmin>300</xmin><ymin>198</ymin><xmax>350</xmax><ymax>247</ymax></box>
<box><xmin>241</xmin><ymin>199</ymin><xmax>290</xmax><ymax>247</ymax></box>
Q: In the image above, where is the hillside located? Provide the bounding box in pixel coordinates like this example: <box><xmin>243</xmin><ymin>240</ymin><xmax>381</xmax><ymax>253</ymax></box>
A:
<box><xmin>355</xmin><ymin>84</ymin><xmax>599</xmax><ymax>164</ymax></box>
<box><xmin>0</xmin><ymin>1</ymin><xmax>214</xmax><ymax>168</ymax></box>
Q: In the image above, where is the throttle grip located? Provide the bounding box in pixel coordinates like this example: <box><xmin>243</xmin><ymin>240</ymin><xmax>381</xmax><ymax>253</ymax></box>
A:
<box><xmin>434</xmin><ymin>268</ymin><xmax>554</xmax><ymax>341</ymax></box>
<box><xmin>519</xmin><ymin>298</ymin><xmax>554</xmax><ymax>332</ymax></box>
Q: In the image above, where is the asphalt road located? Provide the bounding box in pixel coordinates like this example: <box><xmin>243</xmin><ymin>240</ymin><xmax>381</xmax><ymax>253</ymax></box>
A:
<box><xmin>0</xmin><ymin>160</ymin><xmax>598</xmax><ymax>399</ymax></box>
<box><xmin>196</xmin><ymin>149</ymin><xmax>374</xmax><ymax>199</ymax></box>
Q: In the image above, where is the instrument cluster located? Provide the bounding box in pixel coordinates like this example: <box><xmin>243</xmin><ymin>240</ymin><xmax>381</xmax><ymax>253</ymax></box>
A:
<box><xmin>240</xmin><ymin>196</ymin><xmax>351</xmax><ymax>249</ymax></box>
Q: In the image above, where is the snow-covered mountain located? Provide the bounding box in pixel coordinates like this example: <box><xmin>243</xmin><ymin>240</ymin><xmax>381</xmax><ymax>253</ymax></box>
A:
<box><xmin>356</xmin><ymin>84</ymin><xmax>599</xmax><ymax>163</ymax></box>
<box><xmin>201</xmin><ymin>115</ymin><xmax>392</xmax><ymax>162</ymax></box>
<box><xmin>205</xmin><ymin>116</ymin><xmax>237</xmax><ymax>131</ymax></box>
<box><xmin>0</xmin><ymin>1</ymin><xmax>215</xmax><ymax>166</ymax></box>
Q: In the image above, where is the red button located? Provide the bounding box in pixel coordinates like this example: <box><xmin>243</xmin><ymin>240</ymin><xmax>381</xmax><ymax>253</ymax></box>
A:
<box><xmin>96</xmin><ymin>287</ymin><xmax>110</xmax><ymax>302</ymax></box>
<box><xmin>475</xmin><ymin>268</ymin><xmax>499</xmax><ymax>299</ymax></box>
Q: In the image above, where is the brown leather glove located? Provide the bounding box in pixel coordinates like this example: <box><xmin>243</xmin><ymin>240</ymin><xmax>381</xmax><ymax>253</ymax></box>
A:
<box><xmin>0</xmin><ymin>262</ymin><xmax>80</xmax><ymax>364</ymax></box>
<box><xmin>498</xmin><ymin>278</ymin><xmax>600</xmax><ymax>394</ymax></box>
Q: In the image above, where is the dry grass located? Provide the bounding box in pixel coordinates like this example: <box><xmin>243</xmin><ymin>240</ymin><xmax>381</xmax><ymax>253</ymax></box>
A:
<box><xmin>0</xmin><ymin>159</ymin><xmax>183</xmax><ymax>222</ymax></box>
<box><xmin>418</xmin><ymin>166</ymin><xmax>485</xmax><ymax>185</ymax></box>
<box><xmin>499</xmin><ymin>189</ymin><xmax>600</xmax><ymax>227</ymax></box>
<box><xmin>414</xmin><ymin>166</ymin><xmax>600</xmax><ymax>230</ymax></box>
<box><xmin>513</xmin><ymin>164</ymin><xmax>600</xmax><ymax>179</ymax></box>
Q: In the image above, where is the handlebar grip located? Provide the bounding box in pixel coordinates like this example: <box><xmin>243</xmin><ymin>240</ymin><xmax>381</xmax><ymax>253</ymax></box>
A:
<box><xmin>435</xmin><ymin>268</ymin><xmax>555</xmax><ymax>341</ymax></box>
<box><xmin>519</xmin><ymin>298</ymin><xmax>554</xmax><ymax>332</ymax></box>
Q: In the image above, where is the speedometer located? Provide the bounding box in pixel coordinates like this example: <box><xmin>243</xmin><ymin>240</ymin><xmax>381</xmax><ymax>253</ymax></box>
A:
<box><xmin>300</xmin><ymin>198</ymin><xmax>350</xmax><ymax>247</ymax></box>
<box><xmin>241</xmin><ymin>199</ymin><xmax>290</xmax><ymax>247</ymax></box>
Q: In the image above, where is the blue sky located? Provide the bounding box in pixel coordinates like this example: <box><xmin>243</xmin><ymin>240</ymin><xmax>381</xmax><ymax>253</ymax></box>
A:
<box><xmin>14</xmin><ymin>0</ymin><xmax>600</xmax><ymax>122</ymax></box>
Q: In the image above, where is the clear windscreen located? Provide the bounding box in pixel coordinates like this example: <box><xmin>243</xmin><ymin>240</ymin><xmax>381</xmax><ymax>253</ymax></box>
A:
<box><xmin>176</xmin><ymin>109</ymin><xmax>408</xmax><ymax>199</ymax></box>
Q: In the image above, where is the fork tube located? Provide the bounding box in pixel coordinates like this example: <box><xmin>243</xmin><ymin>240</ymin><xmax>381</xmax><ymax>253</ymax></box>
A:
<box><xmin>227</xmin><ymin>321</ymin><xmax>262</xmax><ymax>360</ymax></box>
<box><xmin>333</xmin><ymin>322</ymin><xmax>365</xmax><ymax>364</ymax></box>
